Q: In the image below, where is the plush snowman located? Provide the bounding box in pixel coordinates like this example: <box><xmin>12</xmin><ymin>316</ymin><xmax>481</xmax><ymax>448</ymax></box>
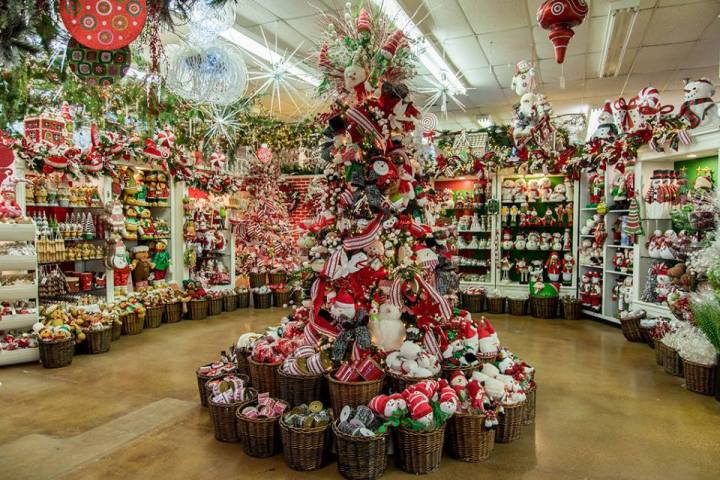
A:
<box><xmin>404</xmin><ymin>391</ymin><xmax>434</xmax><ymax>426</ymax></box>
<box><xmin>369</xmin><ymin>393</ymin><xmax>407</xmax><ymax>418</ymax></box>
<box><xmin>369</xmin><ymin>302</ymin><xmax>406</xmax><ymax>352</ymax></box>
<box><xmin>330</xmin><ymin>290</ymin><xmax>357</xmax><ymax>320</ymax></box>
<box><xmin>679</xmin><ymin>78</ymin><xmax>719</xmax><ymax>129</ymax></box>
<box><xmin>344</xmin><ymin>64</ymin><xmax>369</xmax><ymax>97</ymax></box>
<box><xmin>437</xmin><ymin>382</ymin><xmax>459</xmax><ymax>415</ymax></box>
<box><xmin>510</xmin><ymin>60</ymin><xmax>537</xmax><ymax>96</ymax></box>
<box><xmin>592</xmin><ymin>101</ymin><xmax>619</xmax><ymax>140</ymax></box>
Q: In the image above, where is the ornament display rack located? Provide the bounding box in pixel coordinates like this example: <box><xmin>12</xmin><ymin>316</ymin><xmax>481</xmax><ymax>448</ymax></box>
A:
<box><xmin>0</xmin><ymin>220</ymin><xmax>40</xmax><ymax>366</ymax></box>
<box><xmin>25</xmin><ymin>175</ymin><xmax>108</xmax><ymax>303</ymax></box>
<box><xmin>434</xmin><ymin>176</ymin><xmax>496</xmax><ymax>287</ymax></box>
<box><xmin>497</xmin><ymin>173</ymin><xmax>579</xmax><ymax>297</ymax></box>
<box><xmin>631</xmin><ymin>125</ymin><xmax>720</xmax><ymax>318</ymax></box>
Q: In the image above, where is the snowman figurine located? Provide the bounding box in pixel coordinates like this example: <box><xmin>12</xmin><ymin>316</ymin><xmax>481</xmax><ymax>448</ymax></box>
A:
<box><xmin>591</xmin><ymin>101</ymin><xmax>619</xmax><ymax>141</ymax></box>
<box><xmin>510</xmin><ymin>60</ymin><xmax>537</xmax><ymax>96</ymax></box>
<box><xmin>679</xmin><ymin>78</ymin><xmax>719</xmax><ymax>129</ymax></box>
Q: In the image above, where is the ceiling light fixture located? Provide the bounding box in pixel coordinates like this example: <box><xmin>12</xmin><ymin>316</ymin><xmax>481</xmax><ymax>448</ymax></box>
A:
<box><xmin>370</xmin><ymin>0</ymin><xmax>466</xmax><ymax>95</ymax></box>
<box><xmin>599</xmin><ymin>0</ymin><xmax>640</xmax><ymax>78</ymax></box>
<box><xmin>220</xmin><ymin>28</ymin><xmax>321</xmax><ymax>87</ymax></box>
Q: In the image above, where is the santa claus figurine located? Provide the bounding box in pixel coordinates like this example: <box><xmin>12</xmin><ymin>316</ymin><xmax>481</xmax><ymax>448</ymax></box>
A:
<box><xmin>545</xmin><ymin>252</ymin><xmax>561</xmax><ymax>282</ymax></box>
<box><xmin>561</xmin><ymin>253</ymin><xmax>575</xmax><ymax>285</ymax></box>
<box><xmin>329</xmin><ymin>290</ymin><xmax>357</xmax><ymax>320</ymax></box>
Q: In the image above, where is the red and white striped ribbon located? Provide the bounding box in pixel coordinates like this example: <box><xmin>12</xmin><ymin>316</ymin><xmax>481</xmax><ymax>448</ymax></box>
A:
<box><xmin>422</xmin><ymin>328</ymin><xmax>442</xmax><ymax>363</ymax></box>
<box><xmin>321</xmin><ymin>247</ymin><xmax>343</xmax><ymax>279</ymax></box>
<box><xmin>347</xmin><ymin>107</ymin><xmax>386</xmax><ymax>152</ymax></box>
<box><xmin>678</xmin><ymin>129</ymin><xmax>692</xmax><ymax>145</ymax></box>
<box><xmin>343</xmin><ymin>215</ymin><xmax>382</xmax><ymax>250</ymax></box>
<box><xmin>390</xmin><ymin>278</ymin><xmax>404</xmax><ymax>307</ymax></box>
<box><xmin>416</xmin><ymin>275</ymin><xmax>452</xmax><ymax>321</ymax></box>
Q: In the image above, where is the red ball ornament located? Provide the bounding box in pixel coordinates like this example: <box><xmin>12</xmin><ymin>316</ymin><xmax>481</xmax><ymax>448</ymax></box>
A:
<box><xmin>536</xmin><ymin>0</ymin><xmax>588</xmax><ymax>64</ymax></box>
<box><xmin>59</xmin><ymin>0</ymin><xmax>147</xmax><ymax>51</ymax></box>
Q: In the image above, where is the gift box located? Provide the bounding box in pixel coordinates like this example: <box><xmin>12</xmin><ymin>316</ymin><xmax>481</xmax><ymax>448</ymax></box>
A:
<box><xmin>356</xmin><ymin>357</ymin><xmax>384</xmax><ymax>381</ymax></box>
<box><xmin>335</xmin><ymin>363</ymin><xmax>361</xmax><ymax>382</ymax></box>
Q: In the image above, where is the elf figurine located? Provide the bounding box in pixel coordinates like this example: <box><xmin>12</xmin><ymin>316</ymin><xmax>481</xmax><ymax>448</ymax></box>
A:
<box><xmin>152</xmin><ymin>239</ymin><xmax>170</xmax><ymax>283</ymax></box>
<box><xmin>131</xmin><ymin>245</ymin><xmax>154</xmax><ymax>290</ymax></box>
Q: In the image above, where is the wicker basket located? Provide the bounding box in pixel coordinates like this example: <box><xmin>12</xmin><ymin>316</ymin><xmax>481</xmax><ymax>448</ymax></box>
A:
<box><xmin>531</xmin><ymin>297</ymin><xmax>558</xmax><ymax>319</ymax></box>
<box><xmin>523</xmin><ymin>384</ymin><xmax>537</xmax><ymax>425</ymax></box>
<box><xmin>386</xmin><ymin>371</ymin><xmax>431</xmax><ymax>394</ymax></box>
<box><xmin>292</xmin><ymin>289</ymin><xmax>304</xmax><ymax>305</ymax></box>
<box><xmin>208</xmin><ymin>297</ymin><xmax>223</xmax><ymax>316</ymax></box>
<box><xmin>207</xmin><ymin>390</ymin><xmax>257</xmax><ymax>442</ymax></box>
<box><xmin>655</xmin><ymin>340</ymin><xmax>666</xmax><ymax>366</ymax></box>
<box><xmin>441</xmin><ymin>363</ymin><xmax>481</xmax><ymax>381</ymax></box>
<box><xmin>333</xmin><ymin>421</ymin><xmax>388</xmax><ymax>480</ymax></box>
<box><xmin>486</xmin><ymin>297</ymin><xmax>506</xmax><ymax>314</ymax></box>
<box><xmin>238</xmin><ymin>291</ymin><xmax>250</xmax><ymax>308</ymax></box>
<box><xmin>164</xmin><ymin>302</ymin><xmax>182</xmax><ymax>323</ymax></box>
<box><xmin>273</xmin><ymin>290</ymin><xmax>292</xmax><ymax>307</ymax></box>
<box><xmin>639</xmin><ymin>325</ymin><xmax>655</xmax><ymax>348</ymax></box>
<box><xmin>253</xmin><ymin>292</ymin><xmax>271</xmax><ymax>309</ymax></box>
<box><xmin>223</xmin><ymin>294</ymin><xmax>238</xmax><ymax>312</ymax></box>
<box><xmin>121</xmin><ymin>312</ymin><xmax>143</xmax><ymax>335</ymax></box>
<box><xmin>236</xmin><ymin>402</ymin><xmax>282</xmax><ymax>457</ymax></box>
<box><xmin>196</xmin><ymin>366</ymin><xmax>237</xmax><ymax>407</ymax></box>
<box><xmin>620</xmin><ymin>315</ymin><xmax>644</xmax><ymax>342</ymax></box>
<box><xmin>83</xmin><ymin>327</ymin><xmax>112</xmax><ymax>354</ymax></box>
<box><xmin>39</xmin><ymin>337</ymin><xmax>74</xmax><ymax>368</ymax></box>
<box><xmin>446</xmin><ymin>412</ymin><xmax>495</xmax><ymax>462</ymax></box>
<box><xmin>144</xmin><ymin>306</ymin><xmax>163</xmax><ymax>328</ymax></box>
<box><xmin>111</xmin><ymin>321</ymin><xmax>121</xmax><ymax>341</ymax></box>
<box><xmin>277</xmin><ymin>369</ymin><xmax>324</xmax><ymax>407</ymax></box>
<box><xmin>461</xmin><ymin>293</ymin><xmax>485</xmax><ymax>313</ymax></box>
<box><xmin>495</xmin><ymin>401</ymin><xmax>526</xmax><ymax>443</ymax></box>
<box><xmin>236</xmin><ymin>349</ymin><xmax>251</xmax><ymax>378</ymax></box>
<box><xmin>248</xmin><ymin>358</ymin><xmax>281</xmax><ymax>398</ymax></box>
<box><xmin>682</xmin><ymin>359</ymin><xmax>715</xmax><ymax>395</ymax></box>
<box><xmin>561</xmin><ymin>300</ymin><xmax>582</xmax><ymax>320</ymax></box>
<box><xmin>326</xmin><ymin>373</ymin><xmax>385</xmax><ymax>416</ymax></box>
<box><xmin>188</xmin><ymin>300</ymin><xmax>208</xmax><ymax>320</ymax></box>
<box><xmin>507</xmin><ymin>298</ymin><xmax>527</xmax><ymax>316</ymax></box>
<box><xmin>268</xmin><ymin>272</ymin><xmax>287</xmax><ymax>285</ymax></box>
<box><xmin>280</xmin><ymin>416</ymin><xmax>333</xmax><ymax>471</ymax></box>
<box><xmin>393</xmin><ymin>425</ymin><xmax>445</xmax><ymax>474</ymax></box>
<box><xmin>249</xmin><ymin>272</ymin><xmax>267</xmax><ymax>288</ymax></box>
<box><xmin>662</xmin><ymin>344</ymin><xmax>684</xmax><ymax>377</ymax></box>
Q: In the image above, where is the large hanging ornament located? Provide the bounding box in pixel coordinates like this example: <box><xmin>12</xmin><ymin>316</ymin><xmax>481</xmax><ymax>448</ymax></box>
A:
<box><xmin>188</xmin><ymin>0</ymin><xmax>237</xmax><ymax>45</ymax></box>
<box><xmin>66</xmin><ymin>38</ymin><xmax>130</xmax><ymax>86</ymax></box>
<box><xmin>166</xmin><ymin>43</ymin><xmax>248</xmax><ymax>105</ymax></box>
<box><xmin>59</xmin><ymin>0</ymin><xmax>147</xmax><ymax>50</ymax></box>
<box><xmin>536</xmin><ymin>0</ymin><xmax>588</xmax><ymax>64</ymax></box>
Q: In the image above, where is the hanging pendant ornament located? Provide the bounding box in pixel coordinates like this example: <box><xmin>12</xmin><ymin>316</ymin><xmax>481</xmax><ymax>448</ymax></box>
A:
<box><xmin>67</xmin><ymin>38</ymin><xmax>131</xmax><ymax>86</ymax></box>
<box><xmin>59</xmin><ymin>0</ymin><xmax>148</xmax><ymax>51</ymax></box>
<box><xmin>536</xmin><ymin>0</ymin><xmax>588</xmax><ymax>64</ymax></box>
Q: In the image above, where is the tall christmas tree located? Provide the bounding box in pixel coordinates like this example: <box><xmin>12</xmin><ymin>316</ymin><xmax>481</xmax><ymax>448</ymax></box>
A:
<box><xmin>234</xmin><ymin>160</ymin><xmax>300</xmax><ymax>279</ymax></box>
<box><xmin>295</xmin><ymin>6</ymin><xmax>499</xmax><ymax>375</ymax></box>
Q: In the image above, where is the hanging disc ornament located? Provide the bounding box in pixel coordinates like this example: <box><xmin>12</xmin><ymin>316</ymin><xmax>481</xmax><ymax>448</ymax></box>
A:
<box><xmin>67</xmin><ymin>38</ymin><xmax>131</xmax><ymax>86</ymax></box>
<box><xmin>256</xmin><ymin>146</ymin><xmax>273</xmax><ymax>164</ymax></box>
<box><xmin>59</xmin><ymin>0</ymin><xmax>147</xmax><ymax>50</ymax></box>
<box><xmin>536</xmin><ymin>0</ymin><xmax>588</xmax><ymax>64</ymax></box>
<box><xmin>420</xmin><ymin>112</ymin><xmax>438</xmax><ymax>132</ymax></box>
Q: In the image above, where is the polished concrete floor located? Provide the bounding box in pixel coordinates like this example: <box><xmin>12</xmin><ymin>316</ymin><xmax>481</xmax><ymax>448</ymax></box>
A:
<box><xmin>1</xmin><ymin>309</ymin><xmax>719</xmax><ymax>480</ymax></box>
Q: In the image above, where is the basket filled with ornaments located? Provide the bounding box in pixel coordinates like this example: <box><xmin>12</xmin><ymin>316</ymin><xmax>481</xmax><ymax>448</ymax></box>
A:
<box><xmin>530</xmin><ymin>281</ymin><xmax>560</xmax><ymax>319</ymax></box>
<box><xmin>162</xmin><ymin>286</ymin><xmax>188</xmax><ymax>324</ymax></box>
<box><xmin>675</xmin><ymin>320</ymin><xmax>717</xmax><ymax>395</ymax></box>
<box><xmin>33</xmin><ymin>320</ymin><xmax>77</xmax><ymax>369</ymax></box>
<box><xmin>196</xmin><ymin>352</ymin><xmax>239</xmax><ymax>407</ymax></box>
<box><xmin>333</xmin><ymin>403</ymin><xmax>389</xmax><ymax>480</ymax></box>
<box><xmin>369</xmin><ymin>380</ymin><xmax>459</xmax><ymax>474</ymax></box>
<box><xmin>222</xmin><ymin>289</ymin><xmax>238</xmax><ymax>312</ymax></box>
<box><xmin>280</xmin><ymin>401</ymin><xmax>334</xmax><ymax>471</ymax></box>
<box><xmin>252</xmin><ymin>286</ymin><xmax>272</xmax><ymax>309</ymax></box>
<box><xmin>249</xmin><ymin>317</ymin><xmax>308</xmax><ymax>398</ymax></box>
<box><xmin>507</xmin><ymin>293</ymin><xmax>529</xmax><ymax>316</ymax></box>
<box><xmin>116</xmin><ymin>295</ymin><xmax>146</xmax><ymax>335</ymax></box>
<box><xmin>461</xmin><ymin>287</ymin><xmax>486</xmax><ymax>313</ymax></box>
<box><xmin>137</xmin><ymin>287</ymin><xmax>165</xmax><ymax>328</ymax></box>
<box><xmin>236</xmin><ymin>332</ymin><xmax>263</xmax><ymax>378</ymax></box>
<box><xmin>73</xmin><ymin>307</ymin><xmax>113</xmax><ymax>354</ymax></box>
<box><xmin>206</xmin><ymin>290</ymin><xmax>224</xmax><ymax>316</ymax></box>
<box><xmin>236</xmin><ymin>393</ymin><xmax>288</xmax><ymax>457</ymax></box>
<box><xmin>271</xmin><ymin>283</ymin><xmax>292</xmax><ymax>308</ymax></box>
<box><xmin>495</xmin><ymin>348</ymin><xmax>536</xmax><ymax>425</ymax></box>
<box><xmin>444</xmin><ymin>370</ymin><xmax>502</xmax><ymax>462</ymax></box>
<box><xmin>486</xmin><ymin>290</ymin><xmax>506</xmax><ymax>314</ymax></box>
<box><xmin>183</xmin><ymin>280</ymin><xmax>209</xmax><ymax>320</ymax></box>
<box><xmin>236</xmin><ymin>287</ymin><xmax>250</xmax><ymax>308</ymax></box>
<box><xmin>473</xmin><ymin>362</ymin><xmax>529</xmax><ymax>443</ymax></box>
<box><xmin>440</xmin><ymin>315</ymin><xmax>500</xmax><ymax>380</ymax></box>
<box><xmin>206</xmin><ymin>374</ymin><xmax>256</xmax><ymax>442</ymax></box>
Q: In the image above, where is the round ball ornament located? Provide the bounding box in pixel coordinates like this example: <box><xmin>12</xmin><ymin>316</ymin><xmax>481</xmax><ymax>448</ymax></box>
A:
<box><xmin>67</xmin><ymin>38</ymin><xmax>131</xmax><ymax>86</ymax></box>
<box><xmin>256</xmin><ymin>145</ymin><xmax>272</xmax><ymax>164</ymax></box>
<box><xmin>59</xmin><ymin>0</ymin><xmax>147</xmax><ymax>50</ymax></box>
<box><xmin>536</xmin><ymin>0</ymin><xmax>588</xmax><ymax>64</ymax></box>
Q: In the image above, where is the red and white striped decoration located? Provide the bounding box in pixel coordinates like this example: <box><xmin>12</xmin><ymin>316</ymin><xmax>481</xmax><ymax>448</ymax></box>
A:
<box><xmin>422</xmin><ymin>328</ymin><xmax>442</xmax><ymax>362</ymax></box>
<box><xmin>381</xmin><ymin>30</ymin><xmax>405</xmax><ymax>59</ymax></box>
<box><xmin>347</xmin><ymin>107</ymin><xmax>385</xmax><ymax>152</ymax></box>
<box><xmin>417</xmin><ymin>275</ymin><xmax>452</xmax><ymax>321</ymax></box>
<box><xmin>343</xmin><ymin>215</ymin><xmax>382</xmax><ymax>250</ymax></box>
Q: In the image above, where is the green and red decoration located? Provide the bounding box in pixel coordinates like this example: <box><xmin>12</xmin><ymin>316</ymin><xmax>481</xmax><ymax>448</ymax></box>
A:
<box><xmin>59</xmin><ymin>0</ymin><xmax>147</xmax><ymax>50</ymax></box>
<box><xmin>67</xmin><ymin>38</ymin><xmax>131</xmax><ymax>86</ymax></box>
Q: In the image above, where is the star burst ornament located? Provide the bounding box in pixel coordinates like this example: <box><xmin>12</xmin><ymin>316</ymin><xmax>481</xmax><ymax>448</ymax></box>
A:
<box><xmin>416</xmin><ymin>70</ymin><xmax>470</xmax><ymax>118</ymax></box>
<box><xmin>246</xmin><ymin>28</ymin><xmax>314</xmax><ymax>116</ymax></box>
<box><xmin>202</xmin><ymin>103</ymin><xmax>244</xmax><ymax>144</ymax></box>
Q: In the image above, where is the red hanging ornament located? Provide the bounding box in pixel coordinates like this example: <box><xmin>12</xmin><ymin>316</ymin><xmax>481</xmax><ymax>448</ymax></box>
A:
<box><xmin>59</xmin><ymin>0</ymin><xmax>148</xmax><ymax>51</ymax></box>
<box><xmin>536</xmin><ymin>0</ymin><xmax>588</xmax><ymax>64</ymax></box>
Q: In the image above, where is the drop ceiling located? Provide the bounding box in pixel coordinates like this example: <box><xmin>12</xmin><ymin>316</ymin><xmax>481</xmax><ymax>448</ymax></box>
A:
<box><xmin>187</xmin><ymin>0</ymin><xmax>720</xmax><ymax>129</ymax></box>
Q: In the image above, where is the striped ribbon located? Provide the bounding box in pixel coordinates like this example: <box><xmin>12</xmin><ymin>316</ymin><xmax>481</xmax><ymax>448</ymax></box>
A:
<box><xmin>343</xmin><ymin>215</ymin><xmax>382</xmax><ymax>250</ymax></box>
<box><xmin>390</xmin><ymin>275</ymin><xmax>452</xmax><ymax>321</ymax></box>
<box><xmin>678</xmin><ymin>129</ymin><xmax>692</xmax><ymax>145</ymax></box>
<box><xmin>347</xmin><ymin>107</ymin><xmax>386</xmax><ymax>152</ymax></box>
<box><xmin>422</xmin><ymin>328</ymin><xmax>442</xmax><ymax>362</ymax></box>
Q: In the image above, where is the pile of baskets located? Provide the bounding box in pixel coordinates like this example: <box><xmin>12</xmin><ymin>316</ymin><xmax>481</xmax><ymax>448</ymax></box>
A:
<box><xmin>655</xmin><ymin>339</ymin><xmax>718</xmax><ymax>397</ymax></box>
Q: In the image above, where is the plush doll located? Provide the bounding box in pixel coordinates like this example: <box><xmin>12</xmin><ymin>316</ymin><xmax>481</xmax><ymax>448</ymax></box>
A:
<box><xmin>545</xmin><ymin>252</ymin><xmax>561</xmax><ymax>282</ymax></box>
<box><xmin>369</xmin><ymin>393</ymin><xmax>407</xmax><ymax>418</ymax></box>
<box><xmin>152</xmin><ymin>239</ymin><xmax>170</xmax><ymax>282</ymax></box>
<box><xmin>131</xmin><ymin>245</ymin><xmax>154</xmax><ymax>289</ymax></box>
<box><xmin>561</xmin><ymin>253</ymin><xmax>575</xmax><ymax>285</ymax></box>
<box><xmin>592</xmin><ymin>101</ymin><xmax>619</xmax><ymax>140</ymax></box>
<box><xmin>107</xmin><ymin>239</ymin><xmax>131</xmax><ymax>294</ymax></box>
<box><xmin>678</xmin><ymin>78</ymin><xmax>719</xmax><ymax>129</ymax></box>
<box><xmin>369</xmin><ymin>302</ymin><xmax>406</xmax><ymax>351</ymax></box>
<box><xmin>404</xmin><ymin>390</ymin><xmax>434</xmax><ymax>426</ymax></box>
<box><xmin>510</xmin><ymin>60</ymin><xmax>537</xmax><ymax>96</ymax></box>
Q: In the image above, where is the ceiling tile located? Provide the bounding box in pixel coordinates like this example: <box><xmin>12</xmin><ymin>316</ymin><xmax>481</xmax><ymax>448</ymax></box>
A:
<box><xmin>642</xmin><ymin>2</ymin><xmax>719</xmax><ymax>45</ymax></box>
<box><xmin>409</xmin><ymin>0</ymin><xmax>475</xmax><ymax>41</ymax></box>
<box><xmin>699</xmin><ymin>16</ymin><xmax>720</xmax><ymax>43</ymax></box>
<box><xmin>460</xmin><ymin>0</ymin><xmax>529</xmax><ymax>34</ymax></box>
<box><xmin>539</xmin><ymin>55</ymin><xmax>588</xmax><ymax>83</ymax></box>
<box><xmin>442</xmin><ymin>36</ymin><xmax>489</xmax><ymax>72</ymax></box>
<box><xmin>462</xmin><ymin>67</ymin><xmax>498</xmax><ymax>88</ymax></box>
<box><xmin>632</xmin><ymin>43</ymin><xmax>694</xmax><ymax>74</ymax></box>
<box><xmin>683</xmin><ymin>41</ymin><xmax>720</xmax><ymax>70</ymax></box>
<box><xmin>478</xmin><ymin>28</ymin><xmax>534</xmax><ymax>66</ymax></box>
<box><xmin>584</xmin><ymin>76</ymin><xmax>630</xmax><ymax>100</ymax></box>
<box><xmin>586</xmin><ymin>9</ymin><xmax>652</xmax><ymax>56</ymax></box>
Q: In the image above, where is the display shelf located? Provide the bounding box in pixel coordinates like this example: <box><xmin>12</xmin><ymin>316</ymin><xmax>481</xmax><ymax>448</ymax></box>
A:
<box><xmin>0</xmin><ymin>255</ymin><xmax>38</xmax><ymax>271</ymax></box>
<box><xmin>579</xmin><ymin>264</ymin><xmax>602</xmax><ymax>269</ymax></box>
<box><xmin>583</xmin><ymin>309</ymin><xmax>619</xmax><ymax>324</ymax></box>
<box><xmin>606</xmin><ymin>270</ymin><xmax>632</xmax><ymax>277</ymax></box>
<box><xmin>0</xmin><ymin>313</ymin><xmax>39</xmax><ymax>330</ymax></box>
<box><xmin>0</xmin><ymin>348</ymin><xmax>39</xmax><ymax>366</ymax></box>
<box><xmin>607</xmin><ymin>244</ymin><xmax>633</xmax><ymax>249</ymax></box>
<box><xmin>0</xmin><ymin>224</ymin><xmax>35</xmax><ymax>241</ymax></box>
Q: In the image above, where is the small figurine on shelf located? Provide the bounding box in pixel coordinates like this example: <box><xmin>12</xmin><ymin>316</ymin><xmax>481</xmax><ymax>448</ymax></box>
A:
<box><xmin>107</xmin><ymin>239</ymin><xmax>131</xmax><ymax>295</ymax></box>
<box><xmin>131</xmin><ymin>246</ymin><xmax>154</xmax><ymax>290</ymax></box>
<box><xmin>589</xmin><ymin>273</ymin><xmax>602</xmax><ymax>312</ymax></box>
<box><xmin>152</xmin><ymin>239</ymin><xmax>170</xmax><ymax>283</ymax></box>
<box><xmin>561</xmin><ymin>253</ymin><xmax>574</xmax><ymax>285</ymax></box>
<box><xmin>618</xmin><ymin>277</ymin><xmax>633</xmax><ymax>312</ymax></box>
<box><xmin>545</xmin><ymin>252</ymin><xmax>561</xmax><ymax>282</ymax></box>
<box><xmin>579</xmin><ymin>273</ymin><xmax>591</xmax><ymax>308</ymax></box>
<box><xmin>509</xmin><ymin>205</ymin><xmax>519</xmax><ymax>225</ymax></box>
<box><xmin>0</xmin><ymin>177</ymin><xmax>25</xmax><ymax>218</ymax></box>
<box><xmin>516</xmin><ymin>258</ymin><xmax>529</xmax><ymax>284</ymax></box>
<box><xmin>500</xmin><ymin>256</ymin><xmax>514</xmax><ymax>283</ymax></box>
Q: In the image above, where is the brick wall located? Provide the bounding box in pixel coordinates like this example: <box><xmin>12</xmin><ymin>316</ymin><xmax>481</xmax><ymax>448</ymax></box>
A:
<box><xmin>282</xmin><ymin>175</ymin><xmax>320</xmax><ymax>228</ymax></box>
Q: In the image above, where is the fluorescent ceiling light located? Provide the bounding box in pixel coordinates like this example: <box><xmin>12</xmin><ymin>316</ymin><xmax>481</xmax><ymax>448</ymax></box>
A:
<box><xmin>220</xmin><ymin>29</ymin><xmax>321</xmax><ymax>87</ymax></box>
<box><xmin>370</xmin><ymin>0</ymin><xmax>466</xmax><ymax>95</ymax></box>
<box><xmin>599</xmin><ymin>0</ymin><xmax>639</xmax><ymax>78</ymax></box>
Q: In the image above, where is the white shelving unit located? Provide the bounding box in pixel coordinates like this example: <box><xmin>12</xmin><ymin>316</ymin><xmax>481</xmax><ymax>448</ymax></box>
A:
<box><xmin>630</xmin><ymin>125</ymin><xmax>720</xmax><ymax>317</ymax></box>
<box><xmin>0</xmin><ymin>219</ymin><xmax>40</xmax><ymax>365</ymax></box>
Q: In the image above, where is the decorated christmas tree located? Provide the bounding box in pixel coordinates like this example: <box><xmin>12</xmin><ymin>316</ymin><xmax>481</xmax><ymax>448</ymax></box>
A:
<box><xmin>233</xmin><ymin>160</ymin><xmax>300</xmax><ymax>278</ymax></box>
